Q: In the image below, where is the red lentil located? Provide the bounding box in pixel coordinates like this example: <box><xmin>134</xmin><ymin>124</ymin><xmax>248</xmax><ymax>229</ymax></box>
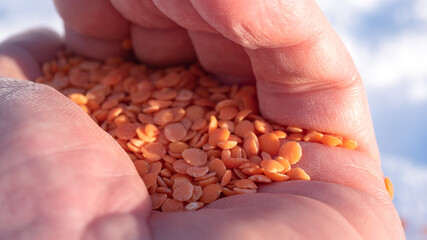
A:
<box><xmin>38</xmin><ymin>53</ymin><xmax>361</xmax><ymax>212</ymax></box>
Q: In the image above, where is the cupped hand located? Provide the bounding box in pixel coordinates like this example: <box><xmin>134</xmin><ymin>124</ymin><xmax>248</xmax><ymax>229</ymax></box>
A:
<box><xmin>0</xmin><ymin>1</ymin><xmax>404</xmax><ymax>239</ymax></box>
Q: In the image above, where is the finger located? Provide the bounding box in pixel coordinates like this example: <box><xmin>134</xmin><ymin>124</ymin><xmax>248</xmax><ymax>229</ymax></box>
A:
<box><xmin>189</xmin><ymin>0</ymin><xmax>379</xmax><ymax>160</ymax></box>
<box><xmin>54</xmin><ymin>0</ymin><xmax>130</xmax><ymax>59</ymax></box>
<box><xmin>0</xmin><ymin>78</ymin><xmax>151</xmax><ymax>238</ymax></box>
<box><xmin>131</xmin><ymin>25</ymin><xmax>196</xmax><ymax>66</ymax></box>
<box><xmin>153</xmin><ymin>0</ymin><xmax>254</xmax><ymax>82</ymax></box>
<box><xmin>64</xmin><ymin>25</ymin><xmax>130</xmax><ymax>60</ymax></box>
<box><xmin>111</xmin><ymin>0</ymin><xmax>196</xmax><ymax>66</ymax></box>
<box><xmin>149</xmin><ymin>183</ymin><xmax>403</xmax><ymax>239</ymax></box>
<box><xmin>0</xmin><ymin>28</ymin><xmax>61</xmax><ymax>80</ymax></box>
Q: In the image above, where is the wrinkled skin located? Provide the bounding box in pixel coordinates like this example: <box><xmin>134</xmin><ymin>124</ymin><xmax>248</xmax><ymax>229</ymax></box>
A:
<box><xmin>0</xmin><ymin>1</ymin><xmax>405</xmax><ymax>239</ymax></box>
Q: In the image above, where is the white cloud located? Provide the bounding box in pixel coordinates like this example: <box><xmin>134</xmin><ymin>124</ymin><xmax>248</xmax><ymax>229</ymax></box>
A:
<box><xmin>318</xmin><ymin>0</ymin><xmax>427</xmax><ymax>103</ymax></box>
<box><xmin>413</xmin><ymin>0</ymin><xmax>427</xmax><ymax>23</ymax></box>
<box><xmin>0</xmin><ymin>0</ymin><xmax>63</xmax><ymax>42</ymax></box>
<box><xmin>382</xmin><ymin>155</ymin><xmax>427</xmax><ymax>239</ymax></box>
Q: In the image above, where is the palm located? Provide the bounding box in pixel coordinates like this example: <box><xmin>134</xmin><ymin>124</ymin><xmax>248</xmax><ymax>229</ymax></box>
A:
<box><xmin>0</xmin><ymin>0</ymin><xmax>405</xmax><ymax>239</ymax></box>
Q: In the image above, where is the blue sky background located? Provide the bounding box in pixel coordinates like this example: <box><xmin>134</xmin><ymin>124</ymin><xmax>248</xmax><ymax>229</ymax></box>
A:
<box><xmin>1</xmin><ymin>0</ymin><xmax>426</xmax><ymax>238</ymax></box>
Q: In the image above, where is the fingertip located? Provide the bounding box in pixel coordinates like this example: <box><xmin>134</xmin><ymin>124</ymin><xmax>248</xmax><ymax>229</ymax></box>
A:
<box><xmin>64</xmin><ymin>26</ymin><xmax>130</xmax><ymax>60</ymax></box>
<box><xmin>152</xmin><ymin>0</ymin><xmax>216</xmax><ymax>32</ymax></box>
<box><xmin>190</xmin><ymin>0</ymin><xmax>324</xmax><ymax>49</ymax></box>
<box><xmin>0</xmin><ymin>28</ymin><xmax>62</xmax><ymax>80</ymax></box>
<box><xmin>111</xmin><ymin>0</ymin><xmax>177</xmax><ymax>29</ymax></box>
<box><xmin>131</xmin><ymin>24</ymin><xmax>196</xmax><ymax>67</ymax></box>
<box><xmin>54</xmin><ymin>0</ymin><xmax>129</xmax><ymax>40</ymax></box>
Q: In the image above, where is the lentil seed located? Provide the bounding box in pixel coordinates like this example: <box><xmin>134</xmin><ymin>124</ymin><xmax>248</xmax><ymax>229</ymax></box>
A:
<box><xmin>38</xmin><ymin>53</ymin><xmax>361</xmax><ymax>212</ymax></box>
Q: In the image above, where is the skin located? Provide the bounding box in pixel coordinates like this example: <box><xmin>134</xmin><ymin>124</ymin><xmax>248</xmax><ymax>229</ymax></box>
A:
<box><xmin>0</xmin><ymin>0</ymin><xmax>405</xmax><ymax>239</ymax></box>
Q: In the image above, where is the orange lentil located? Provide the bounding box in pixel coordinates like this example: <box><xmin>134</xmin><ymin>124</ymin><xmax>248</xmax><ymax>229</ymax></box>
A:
<box><xmin>253</xmin><ymin>119</ymin><xmax>273</xmax><ymax>134</ymax></box>
<box><xmin>286</xmin><ymin>167</ymin><xmax>310</xmax><ymax>180</ymax></box>
<box><xmin>149</xmin><ymin>161</ymin><xmax>163</xmax><ymax>175</ymax></box>
<box><xmin>193</xmin><ymin>133</ymin><xmax>209</xmax><ymax>148</ymax></box>
<box><xmin>228</xmin><ymin>134</ymin><xmax>242</xmax><ymax>143</ymax></box>
<box><xmin>185</xmin><ymin>105</ymin><xmax>205</xmax><ymax>121</ymax></box>
<box><xmin>241</xmin><ymin>167</ymin><xmax>263</xmax><ymax>175</ymax></box>
<box><xmin>208</xmin><ymin>115</ymin><xmax>218</xmax><ymax>134</ymax></box>
<box><xmin>287</xmin><ymin>133</ymin><xmax>304</xmax><ymax>141</ymax></box>
<box><xmin>160</xmin><ymin>168</ymin><xmax>172</xmax><ymax>178</ymax></box>
<box><xmin>143</xmin><ymin>142</ymin><xmax>166</xmax><ymax>161</ymax></box>
<box><xmin>218</xmin><ymin>140</ymin><xmax>238</xmax><ymax>150</ymax></box>
<box><xmin>182</xmin><ymin>148</ymin><xmax>208</xmax><ymax>167</ymax></box>
<box><xmin>200</xmin><ymin>184</ymin><xmax>222</xmax><ymax>204</ymax></box>
<box><xmin>153</xmin><ymin>109</ymin><xmax>174</xmax><ymax>126</ymax></box>
<box><xmin>185</xmin><ymin>202</ymin><xmax>204</xmax><ymax>211</ymax></box>
<box><xmin>286</xmin><ymin>126</ymin><xmax>304</xmax><ymax>133</ymax></box>
<box><xmin>164</xmin><ymin>123</ymin><xmax>187</xmax><ymax>142</ymax></box>
<box><xmin>303</xmin><ymin>130</ymin><xmax>324</xmax><ymax>143</ymax></box>
<box><xmin>275</xmin><ymin>156</ymin><xmax>291</xmax><ymax>173</ymax></box>
<box><xmin>321</xmin><ymin>134</ymin><xmax>343</xmax><ymax>147</ymax></box>
<box><xmin>234</xmin><ymin>179</ymin><xmax>257</xmax><ymax>190</ymax></box>
<box><xmin>114</xmin><ymin>115</ymin><xmax>129</xmax><ymax>126</ymax></box>
<box><xmin>145</xmin><ymin>124</ymin><xmax>160</xmax><ymax>137</ymax></box>
<box><xmin>191</xmin><ymin>185</ymin><xmax>203</xmax><ymax>202</ymax></box>
<box><xmin>191</xmin><ymin>118</ymin><xmax>207</xmax><ymax>131</ymax></box>
<box><xmin>221</xmin><ymin>187</ymin><xmax>235</xmax><ymax>196</ymax></box>
<box><xmin>134</xmin><ymin>160</ymin><xmax>149</xmax><ymax>176</ymax></box>
<box><xmin>68</xmin><ymin>93</ymin><xmax>88</xmax><ymax>105</ymax></box>
<box><xmin>173</xmin><ymin>182</ymin><xmax>194</xmax><ymax>201</ymax></box>
<box><xmin>220</xmin><ymin>170</ymin><xmax>232</xmax><ymax>186</ymax></box>
<box><xmin>222</xmin><ymin>157</ymin><xmax>248</xmax><ymax>169</ymax></box>
<box><xmin>142</xmin><ymin>173</ymin><xmax>157</xmax><ymax>188</ymax></box>
<box><xmin>260</xmin><ymin>159</ymin><xmax>285</xmax><ymax>173</ymax></box>
<box><xmin>194</xmin><ymin>172</ymin><xmax>216</xmax><ymax>182</ymax></box>
<box><xmin>168</xmin><ymin>142</ymin><xmax>189</xmax><ymax>154</ymax></box>
<box><xmin>233</xmin><ymin>188</ymin><xmax>256</xmax><ymax>194</ymax></box>
<box><xmin>261</xmin><ymin>151</ymin><xmax>272</xmax><ymax>160</ymax></box>
<box><xmin>248</xmin><ymin>155</ymin><xmax>263</xmax><ymax>165</ymax></box>
<box><xmin>243</xmin><ymin>133</ymin><xmax>259</xmax><ymax>157</ymax></box>
<box><xmin>235</xmin><ymin>109</ymin><xmax>252</xmax><ymax>122</ymax></box>
<box><xmin>136</xmin><ymin>127</ymin><xmax>156</xmax><ymax>142</ymax></box>
<box><xmin>215</xmin><ymin>99</ymin><xmax>239</xmax><ymax>112</ymax></box>
<box><xmin>230</xmin><ymin>146</ymin><xmax>245</xmax><ymax>158</ymax></box>
<box><xmin>233</xmin><ymin>168</ymin><xmax>247</xmax><ymax>179</ymax></box>
<box><xmin>217</xmin><ymin>120</ymin><xmax>235</xmax><ymax>132</ymax></box>
<box><xmin>272</xmin><ymin>130</ymin><xmax>287</xmax><ymax>139</ymax></box>
<box><xmin>38</xmin><ymin>53</ymin><xmax>361</xmax><ymax>211</ymax></box>
<box><xmin>218</xmin><ymin>107</ymin><xmax>239</xmax><ymax>120</ymax></box>
<box><xmin>186</xmin><ymin>166</ymin><xmax>209</xmax><ymax>178</ymax></box>
<box><xmin>115</xmin><ymin>122</ymin><xmax>137</xmax><ymax>140</ymax></box>
<box><xmin>161</xmin><ymin>199</ymin><xmax>184</xmax><ymax>212</ymax></box>
<box><xmin>151</xmin><ymin>193</ymin><xmax>168</xmax><ymax>210</ymax></box>
<box><xmin>127</xmin><ymin>143</ymin><xmax>141</xmax><ymax>153</ymax></box>
<box><xmin>384</xmin><ymin>177</ymin><xmax>394</xmax><ymax>199</ymax></box>
<box><xmin>264</xmin><ymin>171</ymin><xmax>290</xmax><ymax>182</ymax></box>
<box><xmin>197</xmin><ymin>176</ymin><xmax>219</xmax><ymax>187</ymax></box>
<box><xmin>278</xmin><ymin>141</ymin><xmax>302</xmax><ymax>164</ymax></box>
<box><xmin>172</xmin><ymin>160</ymin><xmax>191</xmax><ymax>175</ymax></box>
<box><xmin>208</xmin><ymin>158</ymin><xmax>227</xmax><ymax>179</ymax></box>
<box><xmin>342</xmin><ymin>139</ymin><xmax>358</xmax><ymax>150</ymax></box>
<box><xmin>208</xmin><ymin>128</ymin><xmax>230</xmax><ymax>147</ymax></box>
<box><xmin>176</xmin><ymin>89</ymin><xmax>193</xmax><ymax>101</ymax></box>
<box><xmin>258</xmin><ymin>133</ymin><xmax>280</xmax><ymax>156</ymax></box>
<box><xmin>248</xmin><ymin>174</ymin><xmax>272</xmax><ymax>183</ymax></box>
<box><xmin>157</xmin><ymin>176</ymin><xmax>168</xmax><ymax>188</ymax></box>
<box><xmin>234</xmin><ymin>120</ymin><xmax>255</xmax><ymax>138</ymax></box>
<box><xmin>153</xmin><ymin>88</ymin><xmax>178</xmax><ymax>101</ymax></box>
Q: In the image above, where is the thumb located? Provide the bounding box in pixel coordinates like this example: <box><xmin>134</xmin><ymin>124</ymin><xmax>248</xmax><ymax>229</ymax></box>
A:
<box><xmin>0</xmin><ymin>78</ymin><xmax>151</xmax><ymax>239</ymax></box>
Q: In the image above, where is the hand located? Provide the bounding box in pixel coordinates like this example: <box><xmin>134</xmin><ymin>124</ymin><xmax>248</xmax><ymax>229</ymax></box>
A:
<box><xmin>0</xmin><ymin>0</ymin><xmax>404</xmax><ymax>239</ymax></box>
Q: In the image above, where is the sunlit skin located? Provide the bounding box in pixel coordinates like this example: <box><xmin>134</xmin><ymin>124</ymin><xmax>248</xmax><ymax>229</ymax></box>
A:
<box><xmin>0</xmin><ymin>0</ymin><xmax>405</xmax><ymax>239</ymax></box>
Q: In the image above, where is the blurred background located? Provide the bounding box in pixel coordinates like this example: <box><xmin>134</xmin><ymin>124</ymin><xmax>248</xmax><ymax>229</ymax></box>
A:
<box><xmin>1</xmin><ymin>0</ymin><xmax>426</xmax><ymax>238</ymax></box>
